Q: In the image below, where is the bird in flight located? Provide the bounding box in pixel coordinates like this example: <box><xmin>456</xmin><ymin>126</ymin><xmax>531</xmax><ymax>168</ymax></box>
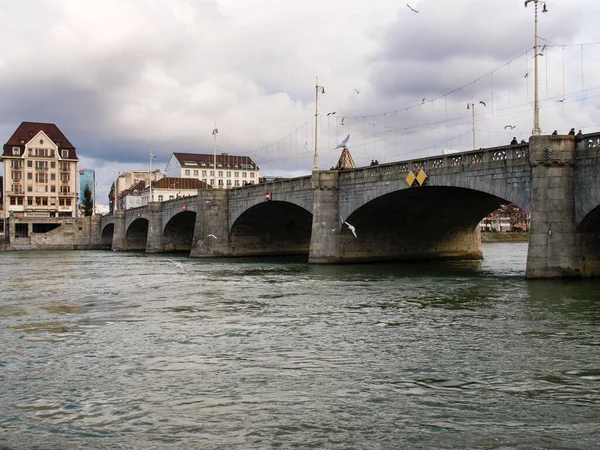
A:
<box><xmin>557</xmin><ymin>98</ymin><xmax>565</xmax><ymax>103</ymax></box>
<box><xmin>341</xmin><ymin>118</ymin><xmax>345</xmax><ymax>125</ymax></box>
<box><xmin>479</xmin><ymin>101</ymin><xmax>487</xmax><ymax>107</ymax></box>
<box><xmin>407</xmin><ymin>4</ymin><xmax>419</xmax><ymax>13</ymax></box>
<box><xmin>524</xmin><ymin>73</ymin><xmax>529</xmax><ymax>78</ymax></box>
<box><xmin>354</xmin><ymin>89</ymin><xmax>360</xmax><ymax>94</ymax></box>
<box><xmin>504</xmin><ymin>125</ymin><xmax>516</xmax><ymax>129</ymax></box>
<box><xmin>207</xmin><ymin>234</ymin><xmax>217</xmax><ymax>239</ymax></box>
<box><xmin>341</xmin><ymin>216</ymin><xmax>357</xmax><ymax>238</ymax></box>
<box><xmin>421</xmin><ymin>97</ymin><xmax>425</xmax><ymax>103</ymax></box>
<box><xmin>327</xmin><ymin>111</ymin><xmax>336</xmax><ymax>116</ymax></box>
<box><xmin>335</xmin><ymin>134</ymin><xmax>351</xmax><ymax>149</ymax></box>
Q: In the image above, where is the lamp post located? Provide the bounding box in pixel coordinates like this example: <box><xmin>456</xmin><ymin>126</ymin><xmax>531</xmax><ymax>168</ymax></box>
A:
<box><xmin>525</xmin><ymin>0</ymin><xmax>548</xmax><ymax>136</ymax></box>
<box><xmin>467</xmin><ymin>100</ymin><xmax>486</xmax><ymax>150</ymax></box>
<box><xmin>149</xmin><ymin>153</ymin><xmax>155</xmax><ymax>203</ymax></box>
<box><xmin>313</xmin><ymin>77</ymin><xmax>325</xmax><ymax>171</ymax></box>
<box><xmin>212</xmin><ymin>124</ymin><xmax>218</xmax><ymax>189</ymax></box>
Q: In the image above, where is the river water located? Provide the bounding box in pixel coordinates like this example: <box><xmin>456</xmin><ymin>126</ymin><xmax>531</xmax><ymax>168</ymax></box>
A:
<box><xmin>1</xmin><ymin>243</ymin><xmax>600</xmax><ymax>449</ymax></box>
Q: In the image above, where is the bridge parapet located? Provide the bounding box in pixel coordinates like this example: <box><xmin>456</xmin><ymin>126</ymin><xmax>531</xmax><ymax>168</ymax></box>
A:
<box><xmin>338</xmin><ymin>143</ymin><xmax>529</xmax><ymax>183</ymax></box>
<box><xmin>229</xmin><ymin>175</ymin><xmax>312</xmax><ymax>199</ymax></box>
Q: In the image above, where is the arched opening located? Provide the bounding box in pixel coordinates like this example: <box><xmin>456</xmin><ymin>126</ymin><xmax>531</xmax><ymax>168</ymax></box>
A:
<box><xmin>340</xmin><ymin>186</ymin><xmax>508</xmax><ymax>262</ymax></box>
<box><xmin>231</xmin><ymin>201</ymin><xmax>312</xmax><ymax>256</ymax></box>
<box><xmin>125</xmin><ymin>218</ymin><xmax>149</xmax><ymax>251</ymax></box>
<box><xmin>163</xmin><ymin>211</ymin><xmax>197</xmax><ymax>253</ymax></box>
<box><xmin>101</xmin><ymin>223</ymin><xmax>114</xmax><ymax>249</ymax></box>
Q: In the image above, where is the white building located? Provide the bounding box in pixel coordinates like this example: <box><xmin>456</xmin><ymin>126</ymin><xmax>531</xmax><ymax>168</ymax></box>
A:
<box><xmin>119</xmin><ymin>177</ymin><xmax>210</xmax><ymax>210</ymax></box>
<box><xmin>165</xmin><ymin>152</ymin><xmax>259</xmax><ymax>188</ymax></box>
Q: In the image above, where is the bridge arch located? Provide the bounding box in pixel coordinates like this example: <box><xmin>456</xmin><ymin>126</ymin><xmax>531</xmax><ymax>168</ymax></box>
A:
<box><xmin>101</xmin><ymin>223</ymin><xmax>114</xmax><ymax>248</ymax></box>
<box><xmin>339</xmin><ymin>186</ymin><xmax>509</xmax><ymax>262</ymax></box>
<box><xmin>125</xmin><ymin>217</ymin><xmax>149</xmax><ymax>251</ymax></box>
<box><xmin>163</xmin><ymin>210</ymin><xmax>197</xmax><ymax>252</ymax></box>
<box><xmin>230</xmin><ymin>200</ymin><xmax>312</xmax><ymax>256</ymax></box>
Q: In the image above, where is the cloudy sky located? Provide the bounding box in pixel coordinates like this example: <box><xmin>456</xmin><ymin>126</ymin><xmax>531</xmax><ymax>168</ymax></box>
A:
<box><xmin>1</xmin><ymin>0</ymin><xmax>600</xmax><ymax>203</ymax></box>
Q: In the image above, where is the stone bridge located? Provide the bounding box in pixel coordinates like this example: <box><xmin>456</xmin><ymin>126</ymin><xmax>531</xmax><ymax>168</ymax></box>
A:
<box><xmin>100</xmin><ymin>134</ymin><xmax>600</xmax><ymax>278</ymax></box>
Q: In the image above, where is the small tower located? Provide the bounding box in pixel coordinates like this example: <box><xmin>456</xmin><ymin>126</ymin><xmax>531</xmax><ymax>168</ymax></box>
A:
<box><xmin>334</xmin><ymin>147</ymin><xmax>356</xmax><ymax>170</ymax></box>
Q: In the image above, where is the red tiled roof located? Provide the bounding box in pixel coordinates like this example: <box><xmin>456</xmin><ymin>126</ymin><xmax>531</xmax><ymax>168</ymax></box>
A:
<box><xmin>2</xmin><ymin>121</ymin><xmax>78</xmax><ymax>160</ymax></box>
<box><xmin>152</xmin><ymin>177</ymin><xmax>210</xmax><ymax>190</ymax></box>
<box><xmin>173</xmin><ymin>152</ymin><xmax>257</xmax><ymax>170</ymax></box>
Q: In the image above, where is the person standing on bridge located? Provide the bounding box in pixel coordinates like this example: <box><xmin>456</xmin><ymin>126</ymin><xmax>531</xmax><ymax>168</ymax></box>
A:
<box><xmin>568</xmin><ymin>128</ymin><xmax>576</xmax><ymax>136</ymax></box>
<box><xmin>511</xmin><ymin>137</ymin><xmax>518</xmax><ymax>145</ymax></box>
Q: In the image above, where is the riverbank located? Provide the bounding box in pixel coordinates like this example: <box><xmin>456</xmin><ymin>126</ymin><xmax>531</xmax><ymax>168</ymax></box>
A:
<box><xmin>481</xmin><ymin>231</ymin><xmax>529</xmax><ymax>242</ymax></box>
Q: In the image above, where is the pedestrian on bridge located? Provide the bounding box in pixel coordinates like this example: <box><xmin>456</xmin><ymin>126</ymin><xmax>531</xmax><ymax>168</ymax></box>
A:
<box><xmin>511</xmin><ymin>137</ymin><xmax>518</xmax><ymax>145</ymax></box>
<box><xmin>569</xmin><ymin>128</ymin><xmax>576</xmax><ymax>136</ymax></box>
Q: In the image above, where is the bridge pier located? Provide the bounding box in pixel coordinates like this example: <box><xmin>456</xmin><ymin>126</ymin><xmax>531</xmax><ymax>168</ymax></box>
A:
<box><xmin>146</xmin><ymin>202</ymin><xmax>164</xmax><ymax>253</ymax></box>
<box><xmin>526</xmin><ymin>135</ymin><xmax>582</xmax><ymax>278</ymax></box>
<box><xmin>111</xmin><ymin>209</ymin><xmax>127</xmax><ymax>251</ymax></box>
<box><xmin>190</xmin><ymin>189</ymin><xmax>231</xmax><ymax>257</ymax></box>
<box><xmin>308</xmin><ymin>171</ymin><xmax>342</xmax><ymax>263</ymax></box>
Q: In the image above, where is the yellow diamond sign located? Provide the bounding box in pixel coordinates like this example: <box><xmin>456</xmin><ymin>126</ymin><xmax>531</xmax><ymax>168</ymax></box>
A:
<box><xmin>405</xmin><ymin>171</ymin><xmax>416</xmax><ymax>187</ymax></box>
<box><xmin>416</xmin><ymin>169</ymin><xmax>428</xmax><ymax>186</ymax></box>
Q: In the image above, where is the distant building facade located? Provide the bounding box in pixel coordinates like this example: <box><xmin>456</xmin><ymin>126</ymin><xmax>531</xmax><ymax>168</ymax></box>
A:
<box><xmin>1</xmin><ymin>122</ymin><xmax>79</xmax><ymax>218</ymax></box>
<box><xmin>165</xmin><ymin>152</ymin><xmax>259</xmax><ymax>188</ymax></box>
<box><xmin>120</xmin><ymin>177</ymin><xmax>210</xmax><ymax>210</ymax></box>
<box><xmin>79</xmin><ymin>169</ymin><xmax>95</xmax><ymax>206</ymax></box>
<box><xmin>110</xmin><ymin>170</ymin><xmax>164</xmax><ymax>213</ymax></box>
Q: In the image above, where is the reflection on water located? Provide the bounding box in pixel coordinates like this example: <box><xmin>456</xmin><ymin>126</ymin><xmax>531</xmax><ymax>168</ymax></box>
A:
<box><xmin>1</xmin><ymin>243</ymin><xmax>600</xmax><ymax>448</ymax></box>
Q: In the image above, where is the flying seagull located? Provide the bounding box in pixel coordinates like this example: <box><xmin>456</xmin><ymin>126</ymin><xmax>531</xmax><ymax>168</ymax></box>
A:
<box><xmin>327</xmin><ymin>111</ymin><xmax>336</xmax><ymax>116</ymax></box>
<box><xmin>335</xmin><ymin>134</ymin><xmax>350</xmax><ymax>149</ymax></box>
<box><xmin>406</xmin><ymin>4</ymin><xmax>419</xmax><ymax>13</ymax></box>
<box><xmin>421</xmin><ymin>97</ymin><xmax>426</xmax><ymax>103</ymax></box>
<box><xmin>504</xmin><ymin>125</ymin><xmax>516</xmax><ymax>129</ymax></box>
<box><xmin>557</xmin><ymin>98</ymin><xmax>565</xmax><ymax>103</ymax></box>
<box><xmin>207</xmin><ymin>234</ymin><xmax>217</xmax><ymax>239</ymax></box>
<box><xmin>479</xmin><ymin>101</ymin><xmax>486</xmax><ymax>107</ymax></box>
<box><xmin>354</xmin><ymin>89</ymin><xmax>360</xmax><ymax>94</ymax></box>
<box><xmin>340</xmin><ymin>216</ymin><xmax>357</xmax><ymax>238</ymax></box>
<box><xmin>524</xmin><ymin>73</ymin><xmax>529</xmax><ymax>78</ymax></box>
<box><xmin>304</xmin><ymin>141</ymin><xmax>308</xmax><ymax>148</ymax></box>
<box><xmin>341</xmin><ymin>118</ymin><xmax>345</xmax><ymax>125</ymax></box>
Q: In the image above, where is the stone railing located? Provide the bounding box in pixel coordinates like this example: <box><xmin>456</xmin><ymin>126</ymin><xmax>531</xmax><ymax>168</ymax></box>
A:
<box><xmin>338</xmin><ymin>143</ymin><xmax>529</xmax><ymax>181</ymax></box>
<box><xmin>579</xmin><ymin>131</ymin><xmax>600</xmax><ymax>151</ymax></box>
<box><xmin>229</xmin><ymin>175</ymin><xmax>312</xmax><ymax>197</ymax></box>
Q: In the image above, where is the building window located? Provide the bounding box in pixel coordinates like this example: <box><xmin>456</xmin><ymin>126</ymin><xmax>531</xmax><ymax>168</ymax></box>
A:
<box><xmin>11</xmin><ymin>171</ymin><xmax>22</xmax><ymax>180</ymax></box>
<box><xmin>210</xmin><ymin>170</ymin><xmax>214</xmax><ymax>176</ymax></box>
<box><xmin>51</xmin><ymin>185</ymin><xmax>56</xmax><ymax>192</ymax></box>
<box><xmin>50</xmin><ymin>174</ymin><xmax>56</xmax><ymax>181</ymax></box>
<box><xmin>210</xmin><ymin>179</ymin><xmax>214</xmax><ymax>186</ymax></box>
<box><xmin>36</xmin><ymin>173</ymin><xmax>48</xmax><ymax>183</ymax></box>
<box><xmin>158</xmin><ymin>195</ymin><xmax>163</xmax><ymax>201</ymax></box>
<box><xmin>193</xmin><ymin>170</ymin><xmax>199</xmax><ymax>176</ymax></box>
<box><xmin>27</xmin><ymin>173</ymin><xmax>32</xmax><ymax>180</ymax></box>
<box><xmin>12</xmin><ymin>147</ymin><xmax>20</xmax><ymax>155</ymax></box>
<box><xmin>235</xmin><ymin>180</ymin><xmax>240</xmax><ymax>186</ymax></box>
<box><xmin>27</xmin><ymin>160</ymin><xmax>32</xmax><ymax>168</ymax></box>
<box><xmin>218</xmin><ymin>171</ymin><xmax>223</xmax><ymax>177</ymax></box>
<box><xmin>242</xmin><ymin>172</ymin><xmax>247</xmax><ymax>178</ymax></box>
<box><xmin>27</xmin><ymin>197</ymin><xmax>33</xmax><ymax>206</ymax></box>
<box><xmin>202</xmin><ymin>179</ymin><xmax>207</xmax><ymax>184</ymax></box>
<box><xmin>66</xmin><ymin>199</ymin><xmax>71</xmax><ymax>206</ymax></box>
<box><xmin>27</xmin><ymin>185</ymin><xmax>33</xmax><ymax>192</ymax></box>
<box><xmin>61</xmin><ymin>150</ymin><xmax>68</xmax><ymax>158</ymax></box>
<box><xmin>218</xmin><ymin>179</ymin><xmax>224</xmax><ymax>186</ymax></box>
<box><xmin>226</xmin><ymin>171</ymin><xmax>231</xmax><ymax>177</ymax></box>
<box><xmin>234</xmin><ymin>172</ymin><xmax>239</xmax><ymax>178</ymax></box>
<box><xmin>202</xmin><ymin>170</ymin><xmax>207</xmax><ymax>177</ymax></box>
<box><xmin>227</xmin><ymin>179</ymin><xmax>232</xmax><ymax>186</ymax></box>
<box><xmin>184</xmin><ymin>169</ymin><xmax>190</xmax><ymax>176</ymax></box>
<box><xmin>250</xmin><ymin>173</ymin><xmax>255</xmax><ymax>178</ymax></box>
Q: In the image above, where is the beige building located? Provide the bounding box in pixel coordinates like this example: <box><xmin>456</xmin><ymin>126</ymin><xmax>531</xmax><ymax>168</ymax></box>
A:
<box><xmin>165</xmin><ymin>152</ymin><xmax>259</xmax><ymax>188</ymax></box>
<box><xmin>2</xmin><ymin>122</ymin><xmax>79</xmax><ymax>218</ymax></box>
<box><xmin>110</xmin><ymin>170</ymin><xmax>163</xmax><ymax>212</ymax></box>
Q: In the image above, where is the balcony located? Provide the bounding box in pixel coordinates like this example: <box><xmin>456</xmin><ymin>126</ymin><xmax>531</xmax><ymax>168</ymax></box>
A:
<box><xmin>7</xmin><ymin>190</ymin><xmax>25</xmax><ymax>196</ymax></box>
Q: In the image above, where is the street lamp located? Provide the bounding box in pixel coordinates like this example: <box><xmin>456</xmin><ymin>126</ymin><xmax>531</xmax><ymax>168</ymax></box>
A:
<box><xmin>212</xmin><ymin>124</ymin><xmax>218</xmax><ymax>189</ymax></box>
<box><xmin>313</xmin><ymin>77</ymin><xmax>325</xmax><ymax>171</ymax></box>
<box><xmin>467</xmin><ymin>100</ymin><xmax>487</xmax><ymax>150</ymax></box>
<box><xmin>525</xmin><ymin>0</ymin><xmax>548</xmax><ymax>136</ymax></box>
<box><xmin>149</xmin><ymin>153</ymin><xmax>155</xmax><ymax>202</ymax></box>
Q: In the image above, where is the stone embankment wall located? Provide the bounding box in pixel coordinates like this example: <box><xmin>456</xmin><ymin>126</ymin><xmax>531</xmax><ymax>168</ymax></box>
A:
<box><xmin>27</xmin><ymin>216</ymin><xmax>106</xmax><ymax>250</ymax></box>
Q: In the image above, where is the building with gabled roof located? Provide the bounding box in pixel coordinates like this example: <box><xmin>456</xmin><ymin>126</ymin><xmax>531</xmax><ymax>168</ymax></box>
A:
<box><xmin>165</xmin><ymin>152</ymin><xmax>259</xmax><ymax>188</ymax></box>
<box><xmin>2</xmin><ymin>121</ymin><xmax>79</xmax><ymax>220</ymax></box>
